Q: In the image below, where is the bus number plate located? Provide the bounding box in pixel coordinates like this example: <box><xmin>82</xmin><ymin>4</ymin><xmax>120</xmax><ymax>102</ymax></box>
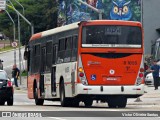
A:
<box><xmin>106</xmin><ymin>77</ymin><xmax>117</xmax><ymax>81</ymax></box>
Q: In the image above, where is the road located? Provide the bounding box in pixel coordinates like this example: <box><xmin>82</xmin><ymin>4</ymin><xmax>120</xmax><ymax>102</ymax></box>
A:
<box><xmin>0</xmin><ymin>49</ymin><xmax>160</xmax><ymax>119</ymax></box>
<box><xmin>1</xmin><ymin>47</ymin><xmax>25</xmax><ymax>77</ymax></box>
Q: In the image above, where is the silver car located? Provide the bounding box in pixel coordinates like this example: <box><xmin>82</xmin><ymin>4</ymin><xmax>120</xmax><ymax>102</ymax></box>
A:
<box><xmin>145</xmin><ymin>73</ymin><xmax>154</xmax><ymax>86</ymax></box>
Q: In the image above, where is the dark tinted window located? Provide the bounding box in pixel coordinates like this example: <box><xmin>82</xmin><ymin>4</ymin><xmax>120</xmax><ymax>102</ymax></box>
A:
<box><xmin>58</xmin><ymin>38</ymin><xmax>65</xmax><ymax>51</ymax></box>
<box><xmin>72</xmin><ymin>35</ymin><xmax>78</xmax><ymax>48</ymax></box>
<box><xmin>82</xmin><ymin>25</ymin><xmax>142</xmax><ymax>46</ymax></box>
<box><xmin>46</xmin><ymin>42</ymin><xmax>52</xmax><ymax>71</ymax></box>
<box><xmin>34</xmin><ymin>45</ymin><xmax>40</xmax><ymax>55</ymax></box>
<box><xmin>65</xmin><ymin>37</ymin><xmax>72</xmax><ymax>50</ymax></box>
<box><xmin>47</xmin><ymin>42</ymin><xmax>52</xmax><ymax>53</ymax></box>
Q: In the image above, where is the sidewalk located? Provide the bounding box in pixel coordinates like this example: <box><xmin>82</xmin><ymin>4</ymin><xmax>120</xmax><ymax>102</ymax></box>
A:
<box><xmin>127</xmin><ymin>85</ymin><xmax>160</xmax><ymax>105</ymax></box>
<box><xmin>16</xmin><ymin>77</ymin><xmax>160</xmax><ymax>105</ymax></box>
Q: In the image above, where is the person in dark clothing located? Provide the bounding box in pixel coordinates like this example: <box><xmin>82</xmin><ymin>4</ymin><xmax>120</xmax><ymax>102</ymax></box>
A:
<box><xmin>150</xmin><ymin>60</ymin><xmax>160</xmax><ymax>90</ymax></box>
<box><xmin>0</xmin><ymin>59</ymin><xmax>3</xmax><ymax>70</ymax></box>
<box><xmin>12</xmin><ymin>64</ymin><xmax>20</xmax><ymax>87</ymax></box>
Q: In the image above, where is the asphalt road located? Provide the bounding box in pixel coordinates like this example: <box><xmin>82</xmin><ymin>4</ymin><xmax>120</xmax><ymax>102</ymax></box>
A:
<box><xmin>1</xmin><ymin>47</ymin><xmax>25</xmax><ymax>77</ymax></box>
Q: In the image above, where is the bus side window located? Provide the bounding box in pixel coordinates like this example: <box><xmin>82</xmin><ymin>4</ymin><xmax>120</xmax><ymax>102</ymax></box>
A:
<box><xmin>58</xmin><ymin>38</ymin><xmax>65</xmax><ymax>51</ymax></box>
<box><xmin>72</xmin><ymin>35</ymin><xmax>78</xmax><ymax>61</ymax></box>
<box><xmin>58</xmin><ymin>38</ymin><xmax>65</xmax><ymax>63</ymax></box>
<box><xmin>65</xmin><ymin>37</ymin><xmax>72</xmax><ymax>50</ymax></box>
<box><xmin>46</xmin><ymin>42</ymin><xmax>52</xmax><ymax>71</ymax></box>
<box><xmin>34</xmin><ymin>45</ymin><xmax>40</xmax><ymax>73</ymax></box>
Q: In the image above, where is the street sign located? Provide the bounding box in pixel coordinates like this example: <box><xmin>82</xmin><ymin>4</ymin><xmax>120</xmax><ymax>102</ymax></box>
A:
<box><xmin>12</xmin><ymin>41</ymin><xmax>18</xmax><ymax>47</ymax></box>
<box><xmin>0</xmin><ymin>0</ymin><xmax>6</xmax><ymax>10</ymax></box>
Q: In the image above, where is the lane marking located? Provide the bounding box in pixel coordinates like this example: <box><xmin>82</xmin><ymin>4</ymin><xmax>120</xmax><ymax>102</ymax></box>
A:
<box><xmin>48</xmin><ymin>117</ymin><xmax>67</xmax><ymax>120</ymax></box>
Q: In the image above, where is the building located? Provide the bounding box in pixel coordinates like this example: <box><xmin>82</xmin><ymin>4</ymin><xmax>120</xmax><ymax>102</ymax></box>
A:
<box><xmin>143</xmin><ymin>0</ymin><xmax>160</xmax><ymax>55</ymax></box>
<box><xmin>58</xmin><ymin>0</ymin><xmax>160</xmax><ymax>55</ymax></box>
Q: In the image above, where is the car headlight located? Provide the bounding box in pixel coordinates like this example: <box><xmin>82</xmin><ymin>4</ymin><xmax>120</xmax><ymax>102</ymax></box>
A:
<box><xmin>146</xmin><ymin>76</ymin><xmax>153</xmax><ymax>79</ymax></box>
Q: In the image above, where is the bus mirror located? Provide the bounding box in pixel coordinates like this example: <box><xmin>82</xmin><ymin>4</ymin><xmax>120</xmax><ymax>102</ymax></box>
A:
<box><xmin>24</xmin><ymin>51</ymin><xmax>28</xmax><ymax>60</ymax></box>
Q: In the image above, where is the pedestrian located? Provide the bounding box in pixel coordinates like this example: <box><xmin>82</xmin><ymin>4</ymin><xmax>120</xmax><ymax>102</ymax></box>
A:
<box><xmin>0</xmin><ymin>59</ymin><xmax>3</xmax><ymax>70</ymax></box>
<box><xmin>150</xmin><ymin>60</ymin><xmax>160</xmax><ymax>90</ymax></box>
<box><xmin>12</xmin><ymin>64</ymin><xmax>20</xmax><ymax>87</ymax></box>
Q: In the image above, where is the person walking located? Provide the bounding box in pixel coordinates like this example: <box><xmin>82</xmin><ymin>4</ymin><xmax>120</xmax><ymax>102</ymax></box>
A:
<box><xmin>12</xmin><ymin>64</ymin><xmax>20</xmax><ymax>87</ymax></box>
<box><xmin>0</xmin><ymin>59</ymin><xmax>3</xmax><ymax>70</ymax></box>
<box><xmin>150</xmin><ymin>60</ymin><xmax>160</xmax><ymax>90</ymax></box>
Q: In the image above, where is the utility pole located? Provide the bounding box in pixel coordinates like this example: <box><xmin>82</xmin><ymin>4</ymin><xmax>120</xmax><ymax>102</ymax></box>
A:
<box><xmin>5</xmin><ymin>10</ymin><xmax>16</xmax><ymax>65</ymax></box>
<box><xmin>8</xmin><ymin>0</ymin><xmax>22</xmax><ymax>85</ymax></box>
<box><xmin>13</xmin><ymin>0</ymin><xmax>24</xmax><ymax>14</ymax></box>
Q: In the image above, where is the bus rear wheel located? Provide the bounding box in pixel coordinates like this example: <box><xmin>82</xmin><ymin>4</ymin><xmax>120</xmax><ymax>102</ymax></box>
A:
<box><xmin>60</xmin><ymin>81</ymin><xmax>70</xmax><ymax>107</ymax></box>
<box><xmin>107</xmin><ymin>96</ymin><xmax>127</xmax><ymax>108</ymax></box>
<box><xmin>34</xmin><ymin>85</ymin><xmax>44</xmax><ymax>105</ymax></box>
<box><xmin>84</xmin><ymin>99</ymin><xmax>93</xmax><ymax>107</ymax></box>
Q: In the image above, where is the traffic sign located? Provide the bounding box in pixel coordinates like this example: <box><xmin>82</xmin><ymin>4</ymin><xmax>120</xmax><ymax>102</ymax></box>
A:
<box><xmin>12</xmin><ymin>42</ymin><xmax>18</xmax><ymax>47</ymax></box>
<box><xmin>0</xmin><ymin>0</ymin><xmax>6</xmax><ymax>10</ymax></box>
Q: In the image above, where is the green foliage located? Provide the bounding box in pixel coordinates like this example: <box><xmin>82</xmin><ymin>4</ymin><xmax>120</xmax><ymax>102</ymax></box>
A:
<box><xmin>0</xmin><ymin>0</ymin><xmax>58</xmax><ymax>45</ymax></box>
<box><xmin>21</xmin><ymin>70</ymin><xmax>27</xmax><ymax>76</ymax></box>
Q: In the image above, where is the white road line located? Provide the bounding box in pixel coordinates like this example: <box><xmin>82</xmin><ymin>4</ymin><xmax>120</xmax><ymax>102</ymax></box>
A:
<box><xmin>48</xmin><ymin>117</ymin><xmax>67</xmax><ymax>120</ymax></box>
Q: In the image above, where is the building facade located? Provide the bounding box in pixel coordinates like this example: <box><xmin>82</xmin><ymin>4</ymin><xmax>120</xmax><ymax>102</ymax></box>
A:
<box><xmin>58</xmin><ymin>0</ymin><xmax>160</xmax><ymax>55</ymax></box>
<box><xmin>143</xmin><ymin>0</ymin><xmax>160</xmax><ymax>55</ymax></box>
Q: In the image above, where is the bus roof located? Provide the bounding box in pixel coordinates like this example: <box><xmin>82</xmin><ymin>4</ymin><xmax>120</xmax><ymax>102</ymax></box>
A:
<box><xmin>30</xmin><ymin>22</ymin><xmax>80</xmax><ymax>41</ymax></box>
<box><xmin>30</xmin><ymin>20</ymin><xmax>142</xmax><ymax>41</ymax></box>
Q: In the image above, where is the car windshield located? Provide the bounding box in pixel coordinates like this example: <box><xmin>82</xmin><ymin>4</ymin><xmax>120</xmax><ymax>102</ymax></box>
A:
<box><xmin>0</xmin><ymin>71</ymin><xmax>8</xmax><ymax>80</ymax></box>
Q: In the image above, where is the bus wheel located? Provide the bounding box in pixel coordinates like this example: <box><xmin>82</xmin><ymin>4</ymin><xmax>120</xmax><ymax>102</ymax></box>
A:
<box><xmin>118</xmin><ymin>97</ymin><xmax>127</xmax><ymax>108</ymax></box>
<box><xmin>107</xmin><ymin>96</ymin><xmax>127</xmax><ymax>108</ymax></box>
<box><xmin>0</xmin><ymin>100</ymin><xmax>5</xmax><ymax>105</ymax></box>
<box><xmin>71</xmin><ymin>99</ymin><xmax>79</xmax><ymax>107</ymax></box>
<box><xmin>60</xmin><ymin>81</ymin><xmax>70</xmax><ymax>107</ymax></box>
<box><xmin>107</xmin><ymin>100</ymin><xmax>117</xmax><ymax>108</ymax></box>
<box><xmin>84</xmin><ymin>99</ymin><xmax>93</xmax><ymax>107</ymax></box>
<box><xmin>34</xmin><ymin>85</ymin><xmax>44</xmax><ymax>105</ymax></box>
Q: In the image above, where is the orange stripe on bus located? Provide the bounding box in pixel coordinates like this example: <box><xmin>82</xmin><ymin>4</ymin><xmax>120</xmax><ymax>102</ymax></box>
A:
<box><xmin>30</xmin><ymin>33</ymin><xmax>42</xmax><ymax>41</ymax></box>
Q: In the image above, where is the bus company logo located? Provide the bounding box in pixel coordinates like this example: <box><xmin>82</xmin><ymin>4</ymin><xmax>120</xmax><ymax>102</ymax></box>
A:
<box><xmin>109</xmin><ymin>69</ymin><xmax>115</xmax><ymax>75</ymax></box>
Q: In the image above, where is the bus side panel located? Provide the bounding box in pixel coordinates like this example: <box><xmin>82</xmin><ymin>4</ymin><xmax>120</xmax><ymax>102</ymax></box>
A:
<box><xmin>28</xmin><ymin>74</ymin><xmax>40</xmax><ymax>99</ymax></box>
<box><xmin>56</xmin><ymin>62</ymin><xmax>77</xmax><ymax>98</ymax></box>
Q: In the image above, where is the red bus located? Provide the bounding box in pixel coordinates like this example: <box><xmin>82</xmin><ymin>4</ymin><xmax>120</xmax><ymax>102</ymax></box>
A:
<box><xmin>25</xmin><ymin>20</ymin><xmax>144</xmax><ymax>108</ymax></box>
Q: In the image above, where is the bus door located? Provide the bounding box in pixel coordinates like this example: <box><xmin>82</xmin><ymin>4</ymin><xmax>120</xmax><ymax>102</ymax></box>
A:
<box><xmin>51</xmin><ymin>44</ymin><xmax>58</xmax><ymax>96</ymax></box>
<box><xmin>40</xmin><ymin>47</ymin><xmax>46</xmax><ymax>96</ymax></box>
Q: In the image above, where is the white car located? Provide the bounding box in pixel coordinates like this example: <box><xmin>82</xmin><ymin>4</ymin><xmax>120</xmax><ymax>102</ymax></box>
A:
<box><xmin>145</xmin><ymin>73</ymin><xmax>154</xmax><ymax>86</ymax></box>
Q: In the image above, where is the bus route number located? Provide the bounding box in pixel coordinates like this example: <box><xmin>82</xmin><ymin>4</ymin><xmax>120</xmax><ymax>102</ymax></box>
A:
<box><xmin>123</xmin><ymin>61</ymin><xmax>137</xmax><ymax>65</ymax></box>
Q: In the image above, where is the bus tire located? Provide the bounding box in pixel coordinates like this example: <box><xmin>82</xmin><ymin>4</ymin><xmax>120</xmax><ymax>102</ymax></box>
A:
<box><xmin>60</xmin><ymin>81</ymin><xmax>70</xmax><ymax>107</ymax></box>
<box><xmin>118</xmin><ymin>97</ymin><xmax>127</xmax><ymax>108</ymax></box>
<box><xmin>107</xmin><ymin>96</ymin><xmax>127</xmax><ymax>108</ymax></box>
<box><xmin>0</xmin><ymin>100</ymin><xmax>5</xmax><ymax>105</ymax></box>
<box><xmin>71</xmin><ymin>99</ymin><xmax>79</xmax><ymax>107</ymax></box>
<box><xmin>34</xmin><ymin>84</ymin><xmax>44</xmax><ymax>105</ymax></box>
<box><xmin>84</xmin><ymin>99</ymin><xmax>93</xmax><ymax>107</ymax></box>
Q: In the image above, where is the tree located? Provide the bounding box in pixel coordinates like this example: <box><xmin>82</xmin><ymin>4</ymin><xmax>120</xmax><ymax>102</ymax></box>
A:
<box><xmin>0</xmin><ymin>0</ymin><xmax>58</xmax><ymax>45</ymax></box>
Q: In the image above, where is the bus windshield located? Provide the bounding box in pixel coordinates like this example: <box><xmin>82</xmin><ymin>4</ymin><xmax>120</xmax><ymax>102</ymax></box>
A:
<box><xmin>82</xmin><ymin>25</ymin><xmax>142</xmax><ymax>48</ymax></box>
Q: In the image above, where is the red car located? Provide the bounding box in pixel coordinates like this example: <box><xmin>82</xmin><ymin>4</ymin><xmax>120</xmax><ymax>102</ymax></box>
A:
<box><xmin>0</xmin><ymin>70</ymin><xmax>14</xmax><ymax>105</ymax></box>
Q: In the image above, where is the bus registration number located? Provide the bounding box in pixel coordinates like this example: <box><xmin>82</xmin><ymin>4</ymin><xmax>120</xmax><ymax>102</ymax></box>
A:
<box><xmin>106</xmin><ymin>77</ymin><xmax>117</xmax><ymax>81</ymax></box>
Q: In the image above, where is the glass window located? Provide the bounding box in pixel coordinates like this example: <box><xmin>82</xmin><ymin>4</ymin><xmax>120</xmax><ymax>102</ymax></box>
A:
<box><xmin>65</xmin><ymin>37</ymin><xmax>72</xmax><ymax>50</ymax></box>
<box><xmin>34</xmin><ymin>45</ymin><xmax>40</xmax><ymax>55</ymax></box>
<box><xmin>47</xmin><ymin>42</ymin><xmax>52</xmax><ymax>53</ymax></box>
<box><xmin>82</xmin><ymin>25</ymin><xmax>142</xmax><ymax>48</ymax></box>
<box><xmin>72</xmin><ymin>35</ymin><xmax>78</xmax><ymax>48</ymax></box>
<box><xmin>58</xmin><ymin>38</ymin><xmax>65</xmax><ymax>51</ymax></box>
